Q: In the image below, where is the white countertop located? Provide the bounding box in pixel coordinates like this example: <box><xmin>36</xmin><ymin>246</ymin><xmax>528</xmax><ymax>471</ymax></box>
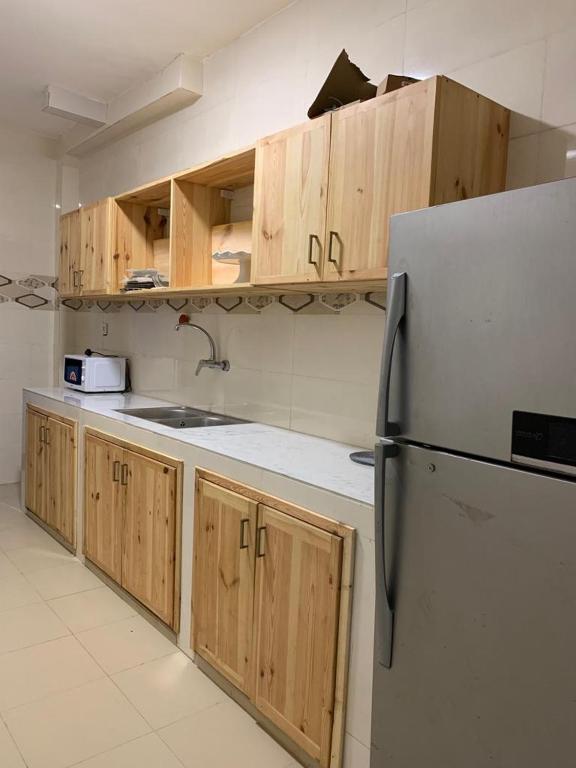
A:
<box><xmin>25</xmin><ymin>388</ymin><xmax>374</xmax><ymax>505</ymax></box>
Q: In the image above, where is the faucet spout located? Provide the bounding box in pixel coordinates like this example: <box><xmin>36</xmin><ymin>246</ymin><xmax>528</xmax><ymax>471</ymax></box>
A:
<box><xmin>174</xmin><ymin>315</ymin><xmax>230</xmax><ymax>376</ymax></box>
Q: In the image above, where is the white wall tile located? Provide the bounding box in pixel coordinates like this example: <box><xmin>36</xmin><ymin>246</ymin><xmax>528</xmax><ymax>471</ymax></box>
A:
<box><xmin>505</xmin><ymin>134</ymin><xmax>540</xmax><ymax>190</ymax></box>
<box><xmin>536</xmin><ymin>122</ymin><xmax>576</xmax><ymax>183</ymax></box>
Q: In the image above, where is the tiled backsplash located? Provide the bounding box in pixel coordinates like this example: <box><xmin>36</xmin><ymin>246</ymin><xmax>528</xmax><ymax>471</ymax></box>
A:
<box><xmin>0</xmin><ymin>273</ymin><xmax>57</xmax><ymax>310</ymax></box>
<box><xmin>62</xmin><ymin>293</ymin><xmax>386</xmax><ymax>448</ymax></box>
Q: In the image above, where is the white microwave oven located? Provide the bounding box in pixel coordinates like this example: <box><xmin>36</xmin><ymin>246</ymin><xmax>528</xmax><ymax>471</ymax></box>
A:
<box><xmin>63</xmin><ymin>355</ymin><xmax>127</xmax><ymax>393</ymax></box>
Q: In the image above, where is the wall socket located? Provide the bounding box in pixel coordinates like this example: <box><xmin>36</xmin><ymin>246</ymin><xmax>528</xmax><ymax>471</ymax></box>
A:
<box><xmin>101</xmin><ymin>322</ymin><xmax>109</xmax><ymax>337</ymax></box>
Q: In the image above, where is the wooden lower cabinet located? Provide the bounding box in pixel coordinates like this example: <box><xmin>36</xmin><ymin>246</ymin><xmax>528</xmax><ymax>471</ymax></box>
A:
<box><xmin>83</xmin><ymin>430</ymin><xmax>182</xmax><ymax>630</ymax></box>
<box><xmin>192</xmin><ymin>472</ymin><xmax>354</xmax><ymax>768</ymax></box>
<box><xmin>193</xmin><ymin>480</ymin><xmax>257</xmax><ymax>695</ymax></box>
<box><xmin>254</xmin><ymin>505</ymin><xmax>342</xmax><ymax>765</ymax></box>
<box><xmin>122</xmin><ymin>450</ymin><xmax>178</xmax><ymax>627</ymax></box>
<box><xmin>25</xmin><ymin>405</ymin><xmax>76</xmax><ymax>547</ymax></box>
<box><xmin>84</xmin><ymin>434</ymin><xmax>124</xmax><ymax>582</ymax></box>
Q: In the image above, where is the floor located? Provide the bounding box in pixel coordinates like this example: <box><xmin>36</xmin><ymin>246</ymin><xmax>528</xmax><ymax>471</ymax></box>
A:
<box><xmin>0</xmin><ymin>484</ymin><xmax>298</xmax><ymax>768</ymax></box>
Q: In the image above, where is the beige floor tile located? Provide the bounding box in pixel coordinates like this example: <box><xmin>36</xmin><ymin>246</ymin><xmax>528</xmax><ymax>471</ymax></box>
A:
<box><xmin>0</xmin><ymin>602</ymin><xmax>69</xmax><ymax>655</ymax></box>
<box><xmin>0</xmin><ymin>552</ymin><xmax>20</xmax><ymax>581</ymax></box>
<box><xmin>73</xmin><ymin>733</ymin><xmax>184</xmax><ymax>768</ymax></box>
<box><xmin>112</xmin><ymin>652</ymin><xmax>227</xmax><ymax>728</ymax></box>
<box><xmin>76</xmin><ymin>615</ymin><xmax>176</xmax><ymax>674</ymax></box>
<box><xmin>0</xmin><ymin>719</ymin><xmax>25</xmax><ymax>768</ymax></box>
<box><xmin>3</xmin><ymin>677</ymin><xmax>150</xmax><ymax>768</ymax></box>
<box><xmin>159</xmin><ymin>701</ymin><xmax>294</xmax><ymax>768</ymax></box>
<box><xmin>0</xmin><ymin>635</ymin><xmax>104</xmax><ymax>712</ymax></box>
<box><xmin>6</xmin><ymin>545</ymin><xmax>75</xmax><ymax>575</ymax></box>
<box><xmin>0</xmin><ymin>505</ymin><xmax>28</xmax><ymax>531</ymax></box>
<box><xmin>49</xmin><ymin>586</ymin><xmax>136</xmax><ymax>633</ymax></box>
<box><xmin>0</xmin><ymin>573</ymin><xmax>41</xmax><ymax>613</ymax></box>
<box><xmin>0</xmin><ymin>522</ymin><xmax>60</xmax><ymax>552</ymax></box>
<box><xmin>26</xmin><ymin>561</ymin><xmax>103</xmax><ymax>600</ymax></box>
<box><xmin>0</xmin><ymin>484</ymin><xmax>21</xmax><ymax>509</ymax></box>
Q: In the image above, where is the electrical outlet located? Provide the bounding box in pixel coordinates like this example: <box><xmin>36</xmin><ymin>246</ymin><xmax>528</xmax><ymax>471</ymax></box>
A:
<box><xmin>101</xmin><ymin>322</ymin><xmax>109</xmax><ymax>337</ymax></box>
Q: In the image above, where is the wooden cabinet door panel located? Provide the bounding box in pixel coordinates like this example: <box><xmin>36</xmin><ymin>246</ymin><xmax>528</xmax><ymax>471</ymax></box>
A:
<box><xmin>59</xmin><ymin>210</ymin><xmax>81</xmax><ymax>296</ymax></box>
<box><xmin>25</xmin><ymin>408</ymin><xmax>47</xmax><ymax>521</ymax></box>
<box><xmin>254</xmin><ymin>505</ymin><xmax>342</xmax><ymax>766</ymax></box>
<box><xmin>84</xmin><ymin>434</ymin><xmax>124</xmax><ymax>582</ymax></box>
<box><xmin>122</xmin><ymin>450</ymin><xmax>177</xmax><ymax>626</ymax></box>
<box><xmin>252</xmin><ymin>115</ymin><xmax>331</xmax><ymax>284</ymax></box>
<box><xmin>193</xmin><ymin>480</ymin><xmax>257</xmax><ymax>695</ymax></box>
<box><xmin>46</xmin><ymin>417</ymin><xmax>76</xmax><ymax>546</ymax></box>
<box><xmin>80</xmin><ymin>199</ymin><xmax>113</xmax><ymax>295</ymax></box>
<box><xmin>325</xmin><ymin>80</ymin><xmax>436</xmax><ymax>281</ymax></box>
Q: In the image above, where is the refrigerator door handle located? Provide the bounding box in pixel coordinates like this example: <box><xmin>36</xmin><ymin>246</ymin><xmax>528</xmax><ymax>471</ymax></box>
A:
<box><xmin>376</xmin><ymin>271</ymin><xmax>407</xmax><ymax>437</ymax></box>
<box><xmin>375</xmin><ymin>439</ymin><xmax>400</xmax><ymax>668</ymax></box>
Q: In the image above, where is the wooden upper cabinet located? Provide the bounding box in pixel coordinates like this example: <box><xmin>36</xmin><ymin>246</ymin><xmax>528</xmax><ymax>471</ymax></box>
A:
<box><xmin>84</xmin><ymin>433</ymin><xmax>125</xmax><ymax>582</ymax></box>
<box><xmin>58</xmin><ymin>210</ymin><xmax>81</xmax><ymax>297</ymax></box>
<box><xmin>121</xmin><ymin>449</ymin><xmax>178</xmax><ymax>627</ymax></box>
<box><xmin>324</xmin><ymin>76</ymin><xmax>509</xmax><ymax>282</ymax></box>
<box><xmin>46</xmin><ymin>417</ymin><xmax>76</xmax><ymax>546</ymax></box>
<box><xmin>251</xmin><ymin>114</ymin><xmax>331</xmax><ymax>284</ymax></box>
<box><xmin>79</xmin><ymin>198</ymin><xmax>114</xmax><ymax>295</ymax></box>
<box><xmin>193</xmin><ymin>480</ymin><xmax>257</xmax><ymax>695</ymax></box>
<box><xmin>254</xmin><ymin>505</ymin><xmax>343</xmax><ymax>767</ymax></box>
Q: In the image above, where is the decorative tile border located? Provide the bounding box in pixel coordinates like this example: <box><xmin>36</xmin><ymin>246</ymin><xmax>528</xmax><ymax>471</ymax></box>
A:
<box><xmin>0</xmin><ymin>276</ymin><xmax>387</xmax><ymax>314</ymax></box>
<box><xmin>0</xmin><ymin>273</ymin><xmax>58</xmax><ymax>310</ymax></box>
<box><xmin>59</xmin><ymin>292</ymin><xmax>387</xmax><ymax>315</ymax></box>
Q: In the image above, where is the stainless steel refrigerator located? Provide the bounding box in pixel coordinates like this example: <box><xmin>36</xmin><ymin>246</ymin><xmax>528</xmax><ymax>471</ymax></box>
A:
<box><xmin>371</xmin><ymin>178</ymin><xmax>576</xmax><ymax>767</ymax></box>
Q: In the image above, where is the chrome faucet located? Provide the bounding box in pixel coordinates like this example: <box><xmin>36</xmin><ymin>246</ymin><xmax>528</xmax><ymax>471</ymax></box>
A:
<box><xmin>174</xmin><ymin>315</ymin><xmax>230</xmax><ymax>376</ymax></box>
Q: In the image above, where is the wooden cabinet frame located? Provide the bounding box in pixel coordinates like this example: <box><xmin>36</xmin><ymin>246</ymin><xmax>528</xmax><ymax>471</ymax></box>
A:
<box><xmin>192</xmin><ymin>468</ymin><xmax>355</xmax><ymax>768</ymax></box>
<box><xmin>84</xmin><ymin>428</ymin><xmax>183</xmax><ymax>631</ymax></box>
<box><xmin>25</xmin><ymin>404</ymin><xmax>77</xmax><ymax>549</ymax></box>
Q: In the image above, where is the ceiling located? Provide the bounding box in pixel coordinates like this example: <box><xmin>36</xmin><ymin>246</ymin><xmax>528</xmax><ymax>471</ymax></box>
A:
<box><xmin>0</xmin><ymin>0</ymin><xmax>293</xmax><ymax>138</ymax></box>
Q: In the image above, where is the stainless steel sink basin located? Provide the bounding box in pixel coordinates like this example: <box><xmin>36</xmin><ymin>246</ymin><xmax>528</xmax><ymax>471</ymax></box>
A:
<box><xmin>115</xmin><ymin>406</ymin><xmax>248</xmax><ymax>429</ymax></box>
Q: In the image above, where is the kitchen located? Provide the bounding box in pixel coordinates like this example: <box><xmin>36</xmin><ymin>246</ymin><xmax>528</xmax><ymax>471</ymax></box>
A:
<box><xmin>1</xmin><ymin>1</ymin><xmax>576</xmax><ymax>767</ymax></box>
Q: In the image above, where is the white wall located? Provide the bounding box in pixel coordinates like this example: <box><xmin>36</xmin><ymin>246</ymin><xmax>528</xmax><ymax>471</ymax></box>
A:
<box><xmin>0</xmin><ymin>127</ymin><xmax>58</xmax><ymax>483</ymax></box>
<box><xmin>63</xmin><ymin>0</ymin><xmax>576</xmax><ymax>451</ymax></box>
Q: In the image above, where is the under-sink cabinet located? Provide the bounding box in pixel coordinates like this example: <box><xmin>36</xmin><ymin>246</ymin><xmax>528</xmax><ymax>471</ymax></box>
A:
<box><xmin>192</xmin><ymin>470</ymin><xmax>355</xmax><ymax>768</ymax></box>
<box><xmin>25</xmin><ymin>404</ymin><xmax>77</xmax><ymax>548</ymax></box>
<box><xmin>84</xmin><ymin>429</ymin><xmax>183</xmax><ymax>629</ymax></box>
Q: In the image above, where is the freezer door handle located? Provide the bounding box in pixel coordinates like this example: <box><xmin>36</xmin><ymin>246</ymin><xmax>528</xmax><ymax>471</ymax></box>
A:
<box><xmin>376</xmin><ymin>271</ymin><xmax>407</xmax><ymax>437</ymax></box>
<box><xmin>375</xmin><ymin>439</ymin><xmax>399</xmax><ymax>668</ymax></box>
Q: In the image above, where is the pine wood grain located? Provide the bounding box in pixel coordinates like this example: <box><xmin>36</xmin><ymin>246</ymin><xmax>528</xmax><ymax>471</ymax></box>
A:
<box><xmin>251</xmin><ymin>114</ymin><xmax>331</xmax><ymax>284</ymax></box>
<box><xmin>46</xmin><ymin>416</ymin><xmax>76</xmax><ymax>547</ymax></box>
<box><xmin>79</xmin><ymin>198</ymin><xmax>114</xmax><ymax>295</ymax></box>
<box><xmin>192</xmin><ymin>479</ymin><xmax>257</xmax><ymax>696</ymax></box>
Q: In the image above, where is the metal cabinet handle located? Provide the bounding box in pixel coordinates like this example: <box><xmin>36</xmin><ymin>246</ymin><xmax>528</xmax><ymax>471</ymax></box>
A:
<box><xmin>39</xmin><ymin>425</ymin><xmax>46</xmax><ymax>444</ymax></box>
<box><xmin>45</xmin><ymin>428</ymin><xmax>51</xmax><ymax>446</ymax></box>
<box><xmin>376</xmin><ymin>271</ymin><xmax>407</xmax><ymax>438</ymax></box>
<box><xmin>374</xmin><ymin>439</ymin><xmax>400</xmax><ymax>669</ymax></box>
<box><xmin>120</xmin><ymin>463</ymin><xmax>128</xmax><ymax>485</ymax></box>
<box><xmin>327</xmin><ymin>230</ymin><xmax>340</xmax><ymax>265</ymax></box>
<box><xmin>239</xmin><ymin>518</ymin><xmax>249</xmax><ymax>549</ymax></box>
<box><xmin>308</xmin><ymin>234</ymin><xmax>320</xmax><ymax>266</ymax></box>
<box><xmin>72</xmin><ymin>271</ymin><xmax>78</xmax><ymax>288</ymax></box>
<box><xmin>256</xmin><ymin>526</ymin><xmax>266</xmax><ymax>557</ymax></box>
<box><xmin>78</xmin><ymin>270</ymin><xmax>84</xmax><ymax>289</ymax></box>
<box><xmin>112</xmin><ymin>460</ymin><xmax>121</xmax><ymax>482</ymax></box>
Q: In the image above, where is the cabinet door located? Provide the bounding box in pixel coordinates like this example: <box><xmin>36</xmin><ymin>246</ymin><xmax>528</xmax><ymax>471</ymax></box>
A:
<box><xmin>254</xmin><ymin>505</ymin><xmax>342</xmax><ymax>766</ymax></box>
<box><xmin>25</xmin><ymin>408</ymin><xmax>47</xmax><ymax>521</ymax></box>
<box><xmin>58</xmin><ymin>211</ymin><xmax>81</xmax><ymax>296</ymax></box>
<box><xmin>84</xmin><ymin>434</ymin><xmax>124</xmax><ymax>583</ymax></box>
<box><xmin>80</xmin><ymin>199</ymin><xmax>113</xmax><ymax>295</ymax></box>
<box><xmin>251</xmin><ymin>115</ymin><xmax>331</xmax><ymax>285</ymax></box>
<box><xmin>46</xmin><ymin>417</ymin><xmax>76</xmax><ymax>546</ymax></box>
<box><xmin>193</xmin><ymin>480</ymin><xmax>257</xmax><ymax>695</ymax></box>
<box><xmin>325</xmin><ymin>81</ymin><xmax>436</xmax><ymax>281</ymax></box>
<box><xmin>122</xmin><ymin>449</ymin><xmax>178</xmax><ymax>626</ymax></box>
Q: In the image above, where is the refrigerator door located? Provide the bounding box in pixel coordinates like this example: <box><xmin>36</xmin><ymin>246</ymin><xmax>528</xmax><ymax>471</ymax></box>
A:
<box><xmin>386</xmin><ymin>177</ymin><xmax>576</xmax><ymax>461</ymax></box>
<box><xmin>372</xmin><ymin>442</ymin><xmax>576</xmax><ymax>768</ymax></box>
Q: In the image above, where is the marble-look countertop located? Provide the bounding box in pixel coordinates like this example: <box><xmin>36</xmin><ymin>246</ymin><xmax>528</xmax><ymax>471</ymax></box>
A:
<box><xmin>25</xmin><ymin>387</ymin><xmax>374</xmax><ymax>505</ymax></box>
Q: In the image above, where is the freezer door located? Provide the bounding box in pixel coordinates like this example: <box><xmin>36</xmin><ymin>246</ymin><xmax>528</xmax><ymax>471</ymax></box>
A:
<box><xmin>372</xmin><ymin>442</ymin><xmax>576</xmax><ymax>768</ymax></box>
<box><xmin>386</xmin><ymin>177</ymin><xmax>576</xmax><ymax>461</ymax></box>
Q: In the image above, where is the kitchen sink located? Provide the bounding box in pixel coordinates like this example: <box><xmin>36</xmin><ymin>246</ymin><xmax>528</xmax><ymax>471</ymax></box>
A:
<box><xmin>115</xmin><ymin>406</ymin><xmax>249</xmax><ymax>429</ymax></box>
